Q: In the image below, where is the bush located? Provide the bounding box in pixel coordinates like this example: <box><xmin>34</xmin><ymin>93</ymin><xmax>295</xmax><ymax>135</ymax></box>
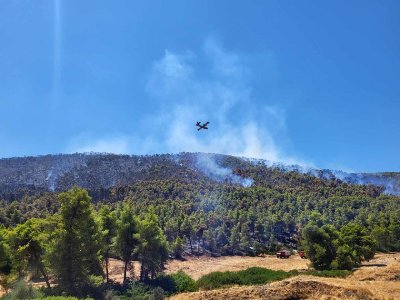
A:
<box><xmin>236</xmin><ymin>267</ymin><xmax>291</xmax><ymax>285</ymax></box>
<box><xmin>170</xmin><ymin>271</ymin><xmax>197</xmax><ymax>293</ymax></box>
<box><xmin>122</xmin><ymin>282</ymin><xmax>155</xmax><ymax>300</ymax></box>
<box><xmin>149</xmin><ymin>287</ymin><xmax>164</xmax><ymax>300</ymax></box>
<box><xmin>103</xmin><ymin>290</ymin><xmax>120</xmax><ymax>300</ymax></box>
<box><xmin>153</xmin><ymin>271</ymin><xmax>197</xmax><ymax>294</ymax></box>
<box><xmin>196</xmin><ymin>267</ymin><xmax>292</xmax><ymax>290</ymax></box>
<box><xmin>196</xmin><ymin>271</ymin><xmax>240</xmax><ymax>290</ymax></box>
<box><xmin>1</xmin><ymin>280</ymin><xmax>43</xmax><ymax>300</ymax></box>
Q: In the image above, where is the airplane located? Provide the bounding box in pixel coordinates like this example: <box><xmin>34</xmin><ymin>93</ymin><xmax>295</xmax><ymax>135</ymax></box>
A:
<box><xmin>196</xmin><ymin>121</ymin><xmax>209</xmax><ymax>131</ymax></box>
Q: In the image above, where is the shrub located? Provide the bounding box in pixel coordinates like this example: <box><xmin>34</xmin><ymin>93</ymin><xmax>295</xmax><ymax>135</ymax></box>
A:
<box><xmin>196</xmin><ymin>267</ymin><xmax>292</xmax><ymax>290</ymax></box>
<box><xmin>123</xmin><ymin>282</ymin><xmax>154</xmax><ymax>300</ymax></box>
<box><xmin>1</xmin><ymin>280</ymin><xmax>43</xmax><ymax>300</ymax></box>
<box><xmin>196</xmin><ymin>271</ymin><xmax>240</xmax><ymax>290</ymax></box>
<box><xmin>153</xmin><ymin>271</ymin><xmax>197</xmax><ymax>294</ymax></box>
<box><xmin>236</xmin><ymin>267</ymin><xmax>291</xmax><ymax>285</ymax></box>
<box><xmin>170</xmin><ymin>271</ymin><xmax>197</xmax><ymax>293</ymax></box>
<box><xmin>149</xmin><ymin>287</ymin><xmax>164</xmax><ymax>300</ymax></box>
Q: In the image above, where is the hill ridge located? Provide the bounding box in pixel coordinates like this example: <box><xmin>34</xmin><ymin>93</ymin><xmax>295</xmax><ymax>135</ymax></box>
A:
<box><xmin>0</xmin><ymin>152</ymin><xmax>398</xmax><ymax>200</ymax></box>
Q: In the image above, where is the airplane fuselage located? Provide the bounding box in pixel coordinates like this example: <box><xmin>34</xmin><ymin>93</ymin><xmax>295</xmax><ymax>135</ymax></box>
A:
<box><xmin>196</xmin><ymin>121</ymin><xmax>209</xmax><ymax>130</ymax></box>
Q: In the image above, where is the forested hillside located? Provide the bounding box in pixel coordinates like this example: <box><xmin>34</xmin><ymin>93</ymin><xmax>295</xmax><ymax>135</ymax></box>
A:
<box><xmin>0</xmin><ymin>152</ymin><xmax>398</xmax><ymax>200</ymax></box>
<box><xmin>1</xmin><ymin>153</ymin><xmax>399</xmax><ymax>254</ymax></box>
<box><xmin>1</xmin><ymin>153</ymin><xmax>400</xmax><ymax>298</ymax></box>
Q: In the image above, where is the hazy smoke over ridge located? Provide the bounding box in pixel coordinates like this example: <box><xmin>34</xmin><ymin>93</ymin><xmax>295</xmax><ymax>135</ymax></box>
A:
<box><xmin>144</xmin><ymin>38</ymin><xmax>310</xmax><ymax>168</ymax></box>
<box><xmin>70</xmin><ymin>38</ymin><xmax>309</xmax><ymax>169</ymax></box>
<box><xmin>195</xmin><ymin>154</ymin><xmax>253</xmax><ymax>187</ymax></box>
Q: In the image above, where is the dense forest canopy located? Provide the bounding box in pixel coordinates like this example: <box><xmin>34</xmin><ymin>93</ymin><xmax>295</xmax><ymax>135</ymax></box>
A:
<box><xmin>0</xmin><ymin>153</ymin><xmax>399</xmax><ymax>254</ymax></box>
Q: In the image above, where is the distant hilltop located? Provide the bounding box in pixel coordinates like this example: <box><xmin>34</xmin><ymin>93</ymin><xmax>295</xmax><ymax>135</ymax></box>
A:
<box><xmin>0</xmin><ymin>152</ymin><xmax>399</xmax><ymax>200</ymax></box>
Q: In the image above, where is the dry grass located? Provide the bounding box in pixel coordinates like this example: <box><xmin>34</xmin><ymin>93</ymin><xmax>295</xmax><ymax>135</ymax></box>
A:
<box><xmin>170</xmin><ymin>253</ymin><xmax>400</xmax><ymax>300</ymax></box>
<box><xmin>108</xmin><ymin>254</ymin><xmax>309</xmax><ymax>282</ymax></box>
<box><xmin>164</xmin><ymin>254</ymin><xmax>309</xmax><ymax>280</ymax></box>
<box><xmin>1</xmin><ymin>253</ymin><xmax>398</xmax><ymax>299</ymax></box>
<box><xmin>171</xmin><ymin>277</ymin><xmax>375</xmax><ymax>300</ymax></box>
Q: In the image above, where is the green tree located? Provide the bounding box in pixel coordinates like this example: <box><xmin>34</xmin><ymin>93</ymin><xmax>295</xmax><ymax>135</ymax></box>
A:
<box><xmin>0</xmin><ymin>226</ymin><xmax>12</xmax><ymax>292</ymax></box>
<box><xmin>181</xmin><ymin>217</ymin><xmax>195</xmax><ymax>253</ymax></box>
<box><xmin>98</xmin><ymin>204</ymin><xmax>117</xmax><ymax>283</ymax></box>
<box><xmin>171</xmin><ymin>236</ymin><xmax>184</xmax><ymax>259</ymax></box>
<box><xmin>332</xmin><ymin>244</ymin><xmax>356</xmax><ymax>270</ymax></box>
<box><xmin>340</xmin><ymin>223</ymin><xmax>376</xmax><ymax>265</ymax></box>
<box><xmin>115</xmin><ymin>204</ymin><xmax>139</xmax><ymax>283</ymax></box>
<box><xmin>8</xmin><ymin>218</ymin><xmax>52</xmax><ymax>288</ymax></box>
<box><xmin>137</xmin><ymin>207</ymin><xmax>169</xmax><ymax>281</ymax></box>
<box><xmin>230</xmin><ymin>225</ymin><xmax>240</xmax><ymax>255</ymax></box>
<box><xmin>371</xmin><ymin>226</ymin><xmax>390</xmax><ymax>251</ymax></box>
<box><xmin>204</xmin><ymin>229</ymin><xmax>216</xmax><ymax>253</ymax></box>
<box><xmin>49</xmin><ymin>187</ymin><xmax>102</xmax><ymax>295</ymax></box>
<box><xmin>0</xmin><ymin>226</ymin><xmax>10</xmax><ymax>273</ymax></box>
<box><xmin>301</xmin><ymin>224</ymin><xmax>338</xmax><ymax>270</ymax></box>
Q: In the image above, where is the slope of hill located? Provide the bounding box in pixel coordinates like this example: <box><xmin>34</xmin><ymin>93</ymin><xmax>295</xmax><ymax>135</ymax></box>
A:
<box><xmin>0</xmin><ymin>152</ymin><xmax>399</xmax><ymax>253</ymax></box>
<box><xmin>0</xmin><ymin>152</ymin><xmax>397</xmax><ymax>200</ymax></box>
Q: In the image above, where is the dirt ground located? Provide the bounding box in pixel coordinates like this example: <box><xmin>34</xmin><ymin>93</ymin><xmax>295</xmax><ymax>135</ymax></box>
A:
<box><xmin>165</xmin><ymin>254</ymin><xmax>309</xmax><ymax>280</ymax></box>
<box><xmin>107</xmin><ymin>254</ymin><xmax>309</xmax><ymax>282</ymax></box>
<box><xmin>170</xmin><ymin>252</ymin><xmax>400</xmax><ymax>300</ymax></box>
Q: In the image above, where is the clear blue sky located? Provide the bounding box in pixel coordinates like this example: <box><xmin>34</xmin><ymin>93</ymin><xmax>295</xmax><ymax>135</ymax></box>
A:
<box><xmin>0</xmin><ymin>0</ymin><xmax>399</xmax><ymax>172</ymax></box>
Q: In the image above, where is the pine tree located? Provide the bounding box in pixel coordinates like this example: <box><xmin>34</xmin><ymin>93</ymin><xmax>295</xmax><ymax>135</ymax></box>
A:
<box><xmin>99</xmin><ymin>204</ymin><xmax>117</xmax><ymax>283</ymax></box>
<box><xmin>137</xmin><ymin>207</ymin><xmax>169</xmax><ymax>281</ymax></box>
<box><xmin>171</xmin><ymin>236</ymin><xmax>184</xmax><ymax>259</ymax></box>
<box><xmin>115</xmin><ymin>204</ymin><xmax>139</xmax><ymax>283</ymax></box>
<box><xmin>0</xmin><ymin>226</ymin><xmax>11</xmax><ymax>291</ymax></box>
<box><xmin>181</xmin><ymin>217</ymin><xmax>195</xmax><ymax>253</ymax></box>
<box><xmin>230</xmin><ymin>225</ymin><xmax>240</xmax><ymax>254</ymax></box>
<box><xmin>50</xmin><ymin>187</ymin><xmax>102</xmax><ymax>295</ymax></box>
<box><xmin>9</xmin><ymin>218</ymin><xmax>52</xmax><ymax>288</ymax></box>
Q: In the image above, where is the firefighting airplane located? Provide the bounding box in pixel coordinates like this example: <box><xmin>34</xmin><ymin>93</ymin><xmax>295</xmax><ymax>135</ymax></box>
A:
<box><xmin>196</xmin><ymin>121</ymin><xmax>209</xmax><ymax>131</ymax></box>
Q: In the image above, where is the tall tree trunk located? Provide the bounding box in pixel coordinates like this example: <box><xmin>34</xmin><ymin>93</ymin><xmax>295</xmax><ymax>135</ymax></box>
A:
<box><xmin>140</xmin><ymin>264</ymin><xmax>144</xmax><ymax>281</ymax></box>
<box><xmin>189</xmin><ymin>236</ymin><xmax>193</xmax><ymax>253</ymax></box>
<box><xmin>33</xmin><ymin>253</ymin><xmax>51</xmax><ymax>289</ymax></box>
<box><xmin>123</xmin><ymin>260</ymin><xmax>128</xmax><ymax>283</ymax></box>
<box><xmin>105</xmin><ymin>256</ymin><xmax>109</xmax><ymax>283</ymax></box>
<box><xmin>39</xmin><ymin>263</ymin><xmax>51</xmax><ymax>289</ymax></box>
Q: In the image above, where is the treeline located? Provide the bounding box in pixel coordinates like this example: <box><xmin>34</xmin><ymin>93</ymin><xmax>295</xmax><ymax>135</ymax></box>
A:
<box><xmin>1</xmin><ymin>177</ymin><xmax>400</xmax><ymax>256</ymax></box>
<box><xmin>0</xmin><ymin>187</ymin><xmax>169</xmax><ymax>298</ymax></box>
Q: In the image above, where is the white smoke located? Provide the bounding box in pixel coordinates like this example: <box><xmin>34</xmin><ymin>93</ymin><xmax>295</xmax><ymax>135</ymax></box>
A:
<box><xmin>145</xmin><ymin>38</ymin><xmax>311</xmax><ymax>167</ymax></box>
<box><xmin>68</xmin><ymin>38</ymin><xmax>312</xmax><ymax>170</ymax></box>
<box><xmin>195</xmin><ymin>154</ymin><xmax>254</xmax><ymax>187</ymax></box>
